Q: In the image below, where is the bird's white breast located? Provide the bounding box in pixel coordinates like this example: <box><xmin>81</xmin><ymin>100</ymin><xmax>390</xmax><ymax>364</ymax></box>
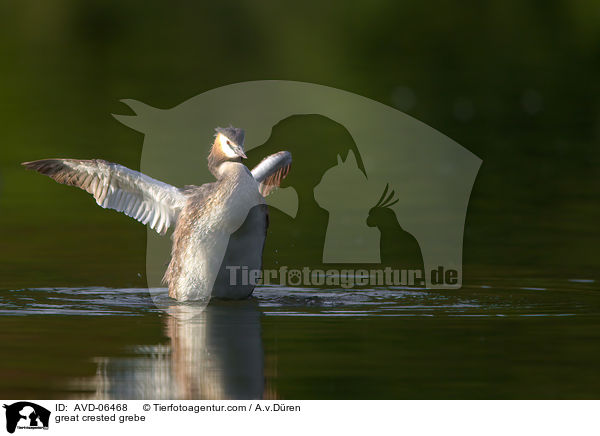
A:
<box><xmin>214</xmin><ymin>162</ymin><xmax>265</xmax><ymax>232</ymax></box>
<box><xmin>174</xmin><ymin>163</ymin><xmax>264</xmax><ymax>301</ymax></box>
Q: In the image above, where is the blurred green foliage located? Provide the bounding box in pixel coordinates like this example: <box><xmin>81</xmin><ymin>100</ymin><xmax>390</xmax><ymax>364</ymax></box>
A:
<box><xmin>0</xmin><ymin>0</ymin><xmax>599</xmax><ymax>288</ymax></box>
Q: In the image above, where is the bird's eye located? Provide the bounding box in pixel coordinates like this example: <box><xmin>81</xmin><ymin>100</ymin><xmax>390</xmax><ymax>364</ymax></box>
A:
<box><xmin>227</xmin><ymin>140</ymin><xmax>232</xmax><ymax>146</ymax></box>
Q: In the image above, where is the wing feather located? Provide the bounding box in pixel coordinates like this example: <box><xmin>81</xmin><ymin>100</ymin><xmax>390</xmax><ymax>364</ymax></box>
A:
<box><xmin>251</xmin><ymin>151</ymin><xmax>292</xmax><ymax>196</ymax></box>
<box><xmin>22</xmin><ymin>158</ymin><xmax>186</xmax><ymax>235</ymax></box>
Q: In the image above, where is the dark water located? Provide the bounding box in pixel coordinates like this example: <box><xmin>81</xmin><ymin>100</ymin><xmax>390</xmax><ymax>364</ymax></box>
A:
<box><xmin>1</xmin><ymin>279</ymin><xmax>599</xmax><ymax>399</ymax></box>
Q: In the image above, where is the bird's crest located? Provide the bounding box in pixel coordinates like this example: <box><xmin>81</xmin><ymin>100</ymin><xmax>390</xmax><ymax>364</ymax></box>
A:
<box><xmin>215</xmin><ymin>126</ymin><xmax>245</xmax><ymax>146</ymax></box>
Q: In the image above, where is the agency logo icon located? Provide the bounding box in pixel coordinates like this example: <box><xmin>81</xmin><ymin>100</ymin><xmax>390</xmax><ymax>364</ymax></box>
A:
<box><xmin>3</xmin><ymin>402</ymin><xmax>50</xmax><ymax>434</ymax></box>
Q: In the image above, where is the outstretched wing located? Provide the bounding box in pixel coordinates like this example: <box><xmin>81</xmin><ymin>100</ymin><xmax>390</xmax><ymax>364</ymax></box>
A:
<box><xmin>251</xmin><ymin>151</ymin><xmax>292</xmax><ymax>196</ymax></box>
<box><xmin>22</xmin><ymin>159</ymin><xmax>186</xmax><ymax>235</ymax></box>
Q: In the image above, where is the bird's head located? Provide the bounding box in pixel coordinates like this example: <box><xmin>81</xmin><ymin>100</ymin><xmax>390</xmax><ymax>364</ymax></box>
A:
<box><xmin>214</xmin><ymin>126</ymin><xmax>247</xmax><ymax>160</ymax></box>
<box><xmin>208</xmin><ymin>126</ymin><xmax>247</xmax><ymax>178</ymax></box>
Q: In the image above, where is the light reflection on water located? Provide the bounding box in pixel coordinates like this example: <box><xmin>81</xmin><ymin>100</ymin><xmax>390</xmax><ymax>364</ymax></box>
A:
<box><xmin>3</xmin><ymin>281</ymin><xmax>596</xmax><ymax>317</ymax></box>
<box><xmin>71</xmin><ymin>300</ymin><xmax>264</xmax><ymax>400</ymax></box>
<box><xmin>0</xmin><ymin>280</ymin><xmax>598</xmax><ymax>399</ymax></box>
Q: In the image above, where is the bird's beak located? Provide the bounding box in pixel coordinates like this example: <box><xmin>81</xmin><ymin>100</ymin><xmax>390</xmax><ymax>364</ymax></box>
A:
<box><xmin>233</xmin><ymin>144</ymin><xmax>247</xmax><ymax>159</ymax></box>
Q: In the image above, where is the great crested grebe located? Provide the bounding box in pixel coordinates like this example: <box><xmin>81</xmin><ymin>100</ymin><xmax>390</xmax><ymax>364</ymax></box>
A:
<box><xmin>22</xmin><ymin>127</ymin><xmax>291</xmax><ymax>302</ymax></box>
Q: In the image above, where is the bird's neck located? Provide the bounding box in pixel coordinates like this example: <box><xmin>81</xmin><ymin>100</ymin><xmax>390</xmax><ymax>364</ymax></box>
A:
<box><xmin>208</xmin><ymin>142</ymin><xmax>241</xmax><ymax>179</ymax></box>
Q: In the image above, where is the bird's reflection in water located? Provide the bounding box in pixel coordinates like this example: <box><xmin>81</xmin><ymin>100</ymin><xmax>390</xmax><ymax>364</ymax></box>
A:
<box><xmin>82</xmin><ymin>300</ymin><xmax>265</xmax><ymax>400</ymax></box>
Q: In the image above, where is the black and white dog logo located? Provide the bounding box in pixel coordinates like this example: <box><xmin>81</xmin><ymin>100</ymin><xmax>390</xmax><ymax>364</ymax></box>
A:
<box><xmin>3</xmin><ymin>402</ymin><xmax>50</xmax><ymax>434</ymax></box>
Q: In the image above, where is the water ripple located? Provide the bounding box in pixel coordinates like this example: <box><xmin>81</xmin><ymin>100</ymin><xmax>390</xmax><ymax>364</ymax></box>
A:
<box><xmin>0</xmin><ymin>278</ymin><xmax>597</xmax><ymax>318</ymax></box>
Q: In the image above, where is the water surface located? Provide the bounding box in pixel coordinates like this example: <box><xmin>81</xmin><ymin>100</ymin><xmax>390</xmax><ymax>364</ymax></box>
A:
<box><xmin>1</xmin><ymin>280</ymin><xmax>598</xmax><ymax>399</ymax></box>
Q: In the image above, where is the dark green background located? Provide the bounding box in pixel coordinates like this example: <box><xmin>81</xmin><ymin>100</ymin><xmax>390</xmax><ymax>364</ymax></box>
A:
<box><xmin>2</xmin><ymin>1</ymin><xmax>598</xmax><ymax>286</ymax></box>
